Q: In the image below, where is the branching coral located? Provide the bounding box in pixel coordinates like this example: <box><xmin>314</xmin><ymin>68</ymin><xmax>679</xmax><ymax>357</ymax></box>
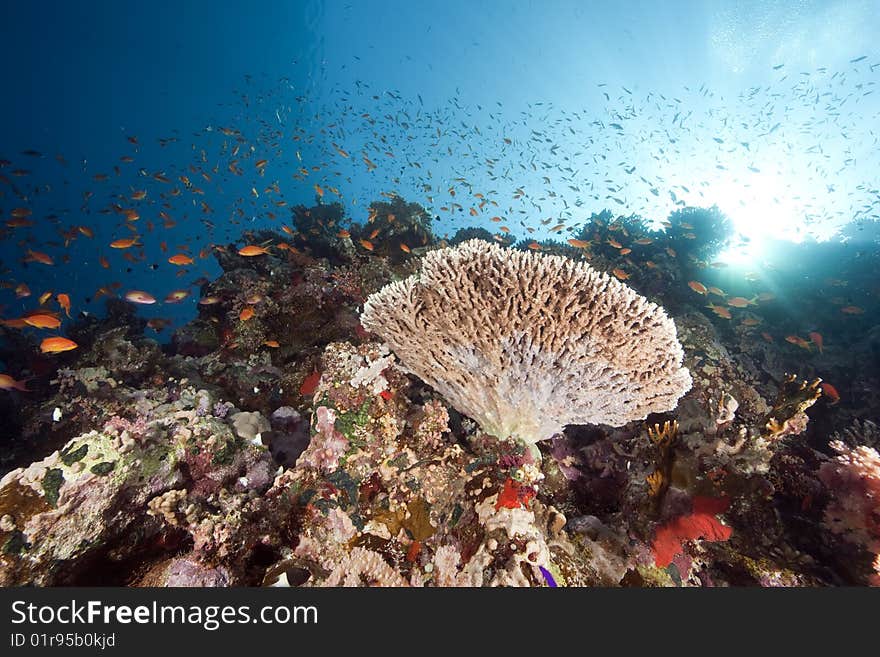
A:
<box><xmin>361</xmin><ymin>240</ymin><xmax>691</xmax><ymax>447</ymax></box>
<box><xmin>646</xmin><ymin>420</ymin><xmax>678</xmax><ymax>507</ymax></box>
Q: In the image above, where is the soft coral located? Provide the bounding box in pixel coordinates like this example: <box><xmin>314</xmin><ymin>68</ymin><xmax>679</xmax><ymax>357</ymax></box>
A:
<box><xmin>652</xmin><ymin>496</ymin><xmax>733</xmax><ymax>568</ymax></box>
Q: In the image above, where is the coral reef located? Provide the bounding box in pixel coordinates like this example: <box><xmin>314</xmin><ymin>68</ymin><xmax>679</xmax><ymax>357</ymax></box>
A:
<box><xmin>1</xmin><ymin>200</ymin><xmax>878</xmax><ymax>588</ymax></box>
<box><xmin>361</xmin><ymin>239</ymin><xmax>692</xmax><ymax>447</ymax></box>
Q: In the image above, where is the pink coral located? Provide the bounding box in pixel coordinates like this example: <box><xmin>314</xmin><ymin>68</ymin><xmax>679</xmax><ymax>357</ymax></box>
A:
<box><xmin>298</xmin><ymin>406</ymin><xmax>349</xmax><ymax>473</ymax></box>
<box><xmin>819</xmin><ymin>440</ymin><xmax>880</xmax><ymax>554</ymax></box>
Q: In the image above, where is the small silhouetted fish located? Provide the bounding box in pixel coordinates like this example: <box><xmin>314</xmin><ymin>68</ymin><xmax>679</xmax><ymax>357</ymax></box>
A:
<box><xmin>850</xmin><ymin>55</ymin><xmax>867</xmax><ymax>63</ymax></box>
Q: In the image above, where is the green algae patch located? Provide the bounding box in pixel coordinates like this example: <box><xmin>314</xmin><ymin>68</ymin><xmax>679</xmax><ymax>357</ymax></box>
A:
<box><xmin>42</xmin><ymin>469</ymin><xmax>64</xmax><ymax>507</ymax></box>
<box><xmin>333</xmin><ymin>402</ymin><xmax>372</xmax><ymax>440</ymax></box>
<box><xmin>60</xmin><ymin>444</ymin><xmax>88</xmax><ymax>466</ymax></box>
<box><xmin>90</xmin><ymin>461</ymin><xmax>116</xmax><ymax>476</ymax></box>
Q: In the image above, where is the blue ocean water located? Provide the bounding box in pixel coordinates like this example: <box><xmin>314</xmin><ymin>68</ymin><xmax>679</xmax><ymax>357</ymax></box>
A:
<box><xmin>0</xmin><ymin>0</ymin><xmax>878</xmax><ymax>400</ymax></box>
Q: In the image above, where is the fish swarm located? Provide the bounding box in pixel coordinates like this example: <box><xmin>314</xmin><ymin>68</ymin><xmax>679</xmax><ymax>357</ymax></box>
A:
<box><xmin>360</xmin><ymin>239</ymin><xmax>692</xmax><ymax>445</ymax></box>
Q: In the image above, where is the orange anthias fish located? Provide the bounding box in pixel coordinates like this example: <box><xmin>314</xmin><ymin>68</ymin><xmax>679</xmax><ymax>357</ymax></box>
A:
<box><xmin>840</xmin><ymin>305</ymin><xmax>864</xmax><ymax>315</ymax></box>
<box><xmin>786</xmin><ymin>335</ymin><xmax>812</xmax><ymax>351</ymax></box>
<box><xmin>125</xmin><ymin>290</ymin><xmax>157</xmax><ymax>304</ymax></box>
<box><xmin>0</xmin><ymin>373</ymin><xmax>30</xmax><ymax>392</ymax></box>
<box><xmin>24</xmin><ymin>313</ymin><xmax>62</xmax><ymax>329</ymax></box>
<box><xmin>40</xmin><ymin>337</ymin><xmax>78</xmax><ymax>353</ymax></box>
<box><xmin>688</xmin><ymin>281</ymin><xmax>708</xmax><ymax>295</ymax></box>
<box><xmin>612</xmin><ymin>268</ymin><xmax>630</xmax><ymax>280</ymax></box>
<box><xmin>168</xmin><ymin>254</ymin><xmax>194</xmax><ymax>266</ymax></box>
<box><xmin>239</xmin><ymin>307</ymin><xmax>255</xmax><ymax>321</ymax></box>
<box><xmin>238</xmin><ymin>245</ymin><xmax>271</xmax><ymax>256</ymax></box>
<box><xmin>727</xmin><ymin>296</ymin><xmax>757</xmax><ymax>308</ymax></box>
<box><xmin>707</xmin><ymin>303</ymin><xmax>731</xmax><ymax>319</ymax></box>
<box><xmin>820</xmin><ymin>382</ymin><xmax>840</xmax><ymax>405</ymax></box>
<box><xmin>165</xmin><ymin>289</ymin><xmax>190</xmax><ymax>303</ymax></box>
<box><xmin>567</xmin><ymin>238</ymin><xmax>591</xmax><ymax>249</ymax></box>
<box><xmin>359</xmin><ymin>239</ymin><xmax>374</xmax><ymax>251</ymax></box>
<box><xmin>110</xmin><ymin>237</ymin><xmax>139</xmax><ymax>249</ymax></box>
<box><xmin>57</xmin><ymin>293</ymin><xmax>71</xmax><ymax>317</ymax></box>
<box><xmin>25</xmin><ymin>249</ymin><xmax>54</xmax><ymax>265</ymax></box>
<box><xmin>808</xmin><ymin>331</ymin><xmax>823</xmax><ymax>353</ymax></box>
<box><xmin>15</xmin><ymin>283</ymin><xmax>31</xmax><ymax>298</ymax></box>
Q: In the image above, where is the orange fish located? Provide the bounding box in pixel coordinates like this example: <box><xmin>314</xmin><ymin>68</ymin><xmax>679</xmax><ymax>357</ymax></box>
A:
<box><xmin>56</xmin><ymin>293</ymin><xmax>71</xmax><ymax>317</ymax></box>
<box><xmin>40</xmin><ymin>336</ymin><xmax>78</xmax><ymax>353</ymax></box>
<box><xmin>359</xmin><ymin>239</ymin><xmax>374</xmax><ymax>251</ymax></box>
<box><xmin>14</xmin><ymin>283</ymin><xmax>31</xmax><ymax>298</ymax></box>
<box><xmin>527</xmin><ymin>242</ymin><xmax>542</xmax><ymax>250</ymax></box>
<box><xmin>761</xmin><ymin>331</ymin><xmax>774</xmax><ymax>343</ymax></box>
<box><xmin>99</xmin><ymin>255</ymin><xmax>110</xmax><ymax>269</ymax></box>
<box><xmin>168</xmin><ymin>254</ymin><xmax>194</xmax><ymax>266</ymax></box>
<box><xmin>707</xmin><ymin>303</ymin><xmax>732</xmax><ymax>319</ymax></box>
<box><xmin>612</xmin><ymin>268</ymin><xmax>630</xmax><ymax>280</ymax></box>
<box><xmin>125</xmin><ymin>290</ymin><xmax>156</xmax><ymax>304</ymax></box>
<box><xmin>785</xmin><ymin>335</ymin><xmax>812</xmax><ymax>351</ymax></box>
<box><xmin>820</xmin><ymin>382</ymin><xmax>840</xmax><ymax>405</ymax></box>
<box><xmin>239</xmin><ymin>307</ymin><xmax>255</xmax><ymax>321</ymax></box>
<box><xmin>198</xmin><ymin>296</ymin><xmax>221</xmax><ymax>305</ymax></box>
<box><xmin>110</xmin><ymin>237</ymin><xmax>139</xmax><ymax>249</ymax></box>
<box><xmin>619</xmin><ymin>248</ymin><xmax>632</xmax><ymax>255</ymax></box>
<box><xmin>840</xmin><ymin>305</ymin><xmax>864</xmax><ymax>315</ymax></box>
<box><xmin>130</xmin><ymin>190</ymin><xmax>147</xmax><ymax>200</ymax></box>
<box><xmin>567</xmin><ymin>239</ymin><xmax>591</xmax><ymax>248</ymax></box>
<box><xmin>634</xmin><ymin>238</ymin><xmax>653</xmax><ymax>245</ymax></box>
<box><xmin>665</xmin><ymin>247</ymin><xmax>677</xmax><ymax>257</ymax></box>
<box><xmin>165</xmin><ymin>289</ymin><xmax>190</xmax><ymax>303</ymax></box>
<box><xmin>23</xmin><ymin>314</ymin><xmax>62</xmax><ymax>329</ymax></box>
<box><xmin>808</xmin><ymin>332</ymin><xmax>823</xmax><ymax>353</ymax></box>
<box><xmin>688</xmin><ymin>281</ymin><xmax>708</xmax><ymax>295</ymax></box>
<box><xmin>314</xmin><ymin>184</ymin><xmax>324</xmax><ymax>198</ymax></box>
<box><xmin>607</xmin><ymin>239</ymin><xmax>623</xmax><ymax>248</ymax></box>
<box><xmin>727</xmin><ymin>296</ymin><xmax>757</xmax><ymax>308</ymax></box>
<box><xmin>337</xmin><ymin>229</ymin><xmax>351</xmax><ymax>239</ymax></box>
<box><xmin>707</xmin><ymin>286</ymin><xmax>725</xmax><ymax>297</ymax></box>
<box><xmin>25</xmin><ymin>249</ymin><xmax>54</xmax><ymax>265</ymax></box>
<box><xmin>0</xmin><ymin>373</ymin><xmax>30</xmax><ymax>392</ymax></box>
<box><xmin>399</xmin><ymin>243</ymin><xmax>411</xmax><ymax>253</ymax></box>
<box><xmin>263</xmin><ymin>340</ymin><xmax>280</xmax><ymax>348</ymax></box>
<box><xmin>238</xmin><ymin>245</ymin><xmax>271</xmax><ymax>256</ymax></box>
<box><xmin>38</xmin><ymin>290</ymin><xmax>53</xmax><ymax>305</ymax></box>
